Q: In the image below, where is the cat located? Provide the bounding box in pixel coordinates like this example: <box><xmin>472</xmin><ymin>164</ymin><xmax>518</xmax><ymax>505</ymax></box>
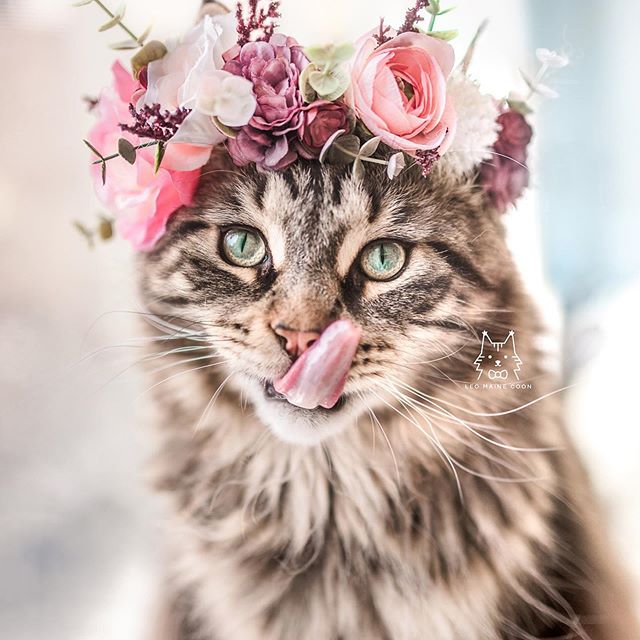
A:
<box><xmin>136</xmin><ymin>150</ymin><xmax>639</xmax><ymax>640</ymax></box>
<box><xmin>473</xmin><ymin>330</ymin><xmax>523</xmax><ymax>382</ymax></box>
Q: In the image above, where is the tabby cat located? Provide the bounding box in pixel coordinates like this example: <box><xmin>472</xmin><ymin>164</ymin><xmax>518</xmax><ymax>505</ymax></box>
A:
<box><xmin>136</xmin><ymin>146</ymin><xmax>638</xmax><ymax>640</ymax></box>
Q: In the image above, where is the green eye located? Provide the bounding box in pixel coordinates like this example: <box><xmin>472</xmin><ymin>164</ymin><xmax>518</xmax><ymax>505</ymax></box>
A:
<box><xmin>360</xmin><ymin>241</ymin><xmax>406</xmax><ymax>281</ymax></box>
<box><xmin>222</xmin><ymin>228</ymin><xmax>267</xmax><ymax>267</ymax></box>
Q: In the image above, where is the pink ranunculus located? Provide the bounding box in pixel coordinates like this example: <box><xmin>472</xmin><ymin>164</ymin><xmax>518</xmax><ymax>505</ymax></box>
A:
<box><xmin>347</xmin><ymin>31</ymin><xmax>457</xmax><ymax>155</ymax></box>
<box><xmin>88</xmin><ymin>62</ymin><xmax>201</xmax><ymax>251</ymax></box>
<box><xmin>297</xmin><ymin>100</ymin><xmax>351</xmax><ymax>158</ymax></box>
<box><xmin>223</xmin><ymin>34</ymin><xmax>309</xmax><ymax>171</ymax></box>
<box><xmin>479</xmin><ymin>109</ymin><xmax>533</xmax><ymax>213</ymax></box>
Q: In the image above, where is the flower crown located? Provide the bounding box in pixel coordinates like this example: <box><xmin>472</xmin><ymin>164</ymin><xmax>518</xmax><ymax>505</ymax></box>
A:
<box><xmin>76</xmin><ymin>0</ymin><xmax>567</xmax><ymax>250</ymax></box>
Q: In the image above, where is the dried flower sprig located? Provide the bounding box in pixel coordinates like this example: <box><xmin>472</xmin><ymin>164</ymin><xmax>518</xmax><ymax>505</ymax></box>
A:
<box><xmin>374</xmin><ymin>18</ymin><xmax>392</xmax><ymax>46</ymax></box>
<box><xmin>72</xmin><ymin>0</ymin><xmax>152</xmax><ymax>50</ymax></box>
<box><xmin>415</xmin><ymin>149</ymin><xmax>439</xmax><ymax>176</ymax></box>
<box><xmin>235</xmin><ymin>0</ymin><xmax>281</xmax><ymax>47</ymax></box>
<box><xmin>84</xmin><ymin>138</ymin><xmax>159</xmax><ymax>184</ymax></box>
<box><xmin>399</xmin><ymin>0</ymin><xmax>430</xmax><ymax>34</ymax></box>
<box><xmin>73</xmin><ymin>215</ymin><xmax>114</xmax><ymax>248</ymax></box>
<box><xmin>120</xmin><ymin>103</ymin><xmax>191</xmax><ymax>143</ymax></box>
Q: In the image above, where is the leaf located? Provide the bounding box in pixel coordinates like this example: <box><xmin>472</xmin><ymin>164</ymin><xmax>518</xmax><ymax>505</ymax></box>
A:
<box><xmin>72</xmin><ymin>0</ymin><xmax>94</xmax><ymax>6</ymax></box>
<box><xmin>73</xmin><ymin>221</ymin><xmax>95</xmax><ymax>248</ymax></box>
<box><xmin>308</xmin><ymin>70</ymin><xmax>340</xmax><ymax>97</ymax></box>
<box><xmin>99</xmin><ymin>5</ymin><xmax>125</xmax><ymax>32</ymax></box>
<box><xmin>319</xmin><ymin>129</ymin><xmax>345</xmax><ymax>164</ymax></box>
<box><xmin>358</xmin><ymin>136</ymin><xmax>381</xmax><ymax>158</ymax></box>
<box><xmin>429</xmin><ymin>29</ymin><xmax>458</xmax><ymax>41</ymax></box>
<box><xmin>309</xmin><ymin>67</ymin><xmax>350</xmax><ymax>101</ymax></box>
<box><xmin>437</xmin><ymin>6</ymin><xmax>456</xmax><ymax>16</ymax></box>
<box><xmin>110</xmin><ymin>39</ymin><xmax>139</xmax><ymax>50</ymax></box>
<box><xmin>98</xmin><ymin>217</ymin><xmax>114</xmax><ymax>241</ymax></box>
<box><xmin>426</xmin><ymin>0</ymin><xmax>440</xmax><ymax>15</ymax></box>
<box><xmin>305</xmin><ymin>43</ymin><xmax>354</xmax><ymax>68</ymax></box>
<box><xmin>154</xmin><ymin>141</ymin><xmax>166</xmax><ymax>173</ymax></box>
<box><xmin>298</xmin><ymin>64</ymin><xmax>318</xmax><ymax>103</ymax></box>
<box><xmin>83</xmin><ymin>139</ymin><xmax>104</xmax><ymax>160</ymax></box>
<box><xmin>386</xmin><ymin>152</ymin><xmax>406</xmax><ymax>180</ymax></box>
<box><xmin>137</xmin><ymin>24</ymin><xmax>153</xmax><ymax>44</ymax></box>
<box><xmin>212</xmin><ymin>117</ymin><xmax>238</xmax><ymax>139</ymax></box>
<box><xmin>328</xmin><ymin>134</ymin><xmax>361</xmax><ymax>165</ymax></box>
<box><xmin>118</xmin><ymin>138</ymin><xmax>137</xmax><ymax>164</ymax></box>
<box><xmin>506</xmin><ymin>99</ymin><xmax>533</xmax><ymax>116</ymax></box>
<box><xmin>352</xmin><ymin>157</ymin><xmax>365</xmax><ymax>180</ymax></box>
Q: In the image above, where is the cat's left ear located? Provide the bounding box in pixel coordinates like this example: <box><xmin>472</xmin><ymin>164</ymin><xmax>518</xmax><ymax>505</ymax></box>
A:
<box><xmin>198</xmin><ymin>0</ymin><xmax>230</xmax><ymax>21</ymax></box>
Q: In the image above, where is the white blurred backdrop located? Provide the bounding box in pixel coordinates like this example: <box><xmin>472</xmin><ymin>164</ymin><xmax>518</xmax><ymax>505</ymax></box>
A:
<box><xmin>0</xmin><ymin>1</ymin><xmax>638</xmax><ymax>639</ymax></box>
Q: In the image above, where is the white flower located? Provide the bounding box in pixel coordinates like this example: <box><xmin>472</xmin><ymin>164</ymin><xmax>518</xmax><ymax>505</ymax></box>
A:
<box><xmin>143</xmin><ymin>14</ymin><xmax>254</xmax><ymax>152</ymax></box>
<box><xmin>439</xmin><ymin>73</ymin><xmax>501</xmax><ymax>177</ymax></box>
<box><xmin>195</xmin><ymin>71</ymin><xmax>256</xmax><ymax>127</ymax></box>
<box><xmin>386</xmin><ymin>152</ymin><xmax>405</xmax><ymax>180</ymax></box>
<box><xmin>536</xmin><ymin>48</ymin><xmax>569</xmax><ymax>69</ymax></box>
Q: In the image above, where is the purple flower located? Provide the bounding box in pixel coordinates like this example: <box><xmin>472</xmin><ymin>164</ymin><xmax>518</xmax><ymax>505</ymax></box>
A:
<box><xmin>223</xmin><ymin>34</ymin><xmax>309</xmax><ymax>171</ymax></box>
<box><xmin>479</xmin><ymin>109</ymin><xmax>533</xmax><ymax>213</ymax></box>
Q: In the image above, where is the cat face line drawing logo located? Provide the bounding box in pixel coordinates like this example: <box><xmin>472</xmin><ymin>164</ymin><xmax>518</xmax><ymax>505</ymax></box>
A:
<box><xmin>473</xmin><ymin>330</ymin><xmax>523</xmax><ymax>382</ymax></box>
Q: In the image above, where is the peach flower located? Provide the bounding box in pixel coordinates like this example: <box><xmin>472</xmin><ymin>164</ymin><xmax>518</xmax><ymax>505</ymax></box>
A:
<box><xmin>347</xmin><ymin>31</ymin><xmax>457</xmax><ymax>155</ymax></box>
<box><xmin>88</xmin><ymin>62</ymin><xmax>201</xmax><ymax>251</ymax></box>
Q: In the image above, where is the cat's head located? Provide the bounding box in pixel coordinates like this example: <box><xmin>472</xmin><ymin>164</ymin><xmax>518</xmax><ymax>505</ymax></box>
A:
<box><xmin>139</xmin><ymin>159</ymin><xmax>522</xmax><ymax>444</ymax></box>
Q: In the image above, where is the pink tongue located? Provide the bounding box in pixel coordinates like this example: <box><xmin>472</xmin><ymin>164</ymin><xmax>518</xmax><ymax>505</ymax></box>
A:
<box><xmin>273</xmin><ymin>319</ymin><xmax>362</xmax><ymax>410</ymax></box>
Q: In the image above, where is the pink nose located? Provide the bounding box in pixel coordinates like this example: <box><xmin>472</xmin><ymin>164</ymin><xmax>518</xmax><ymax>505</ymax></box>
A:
<box><xmin>272</xmin><ymin>324</ymin><xmax>321</xmax><ymax>358</ymax></box>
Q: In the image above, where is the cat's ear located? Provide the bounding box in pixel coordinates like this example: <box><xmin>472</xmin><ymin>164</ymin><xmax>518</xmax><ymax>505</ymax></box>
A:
<box><xmin>198</xmin><ymin>0</ymin><xmax>231</xmax><ymax>22</ymax></box>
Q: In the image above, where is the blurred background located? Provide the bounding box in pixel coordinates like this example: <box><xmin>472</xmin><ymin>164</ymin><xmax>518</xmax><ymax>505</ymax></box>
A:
<box><xmin>0</xmin><ymin>1</ymin><xmax>638</xmax><ymax>638</ymax></box>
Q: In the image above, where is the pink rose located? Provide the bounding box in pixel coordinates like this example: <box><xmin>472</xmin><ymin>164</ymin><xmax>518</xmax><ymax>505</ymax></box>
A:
<box><xmin>298</xmin><ymin>100</ymin><xmax>351</xmax><ymax>157</ymax></box>
<box><xmin>88</xmin><ymin>62</ymin><xmax>201</xmax><ymax>251</ymax></box>
<box><xmin>347</xmin><ymin>31</ymin><xmax>457</xmax><ymax>155</ymax></box>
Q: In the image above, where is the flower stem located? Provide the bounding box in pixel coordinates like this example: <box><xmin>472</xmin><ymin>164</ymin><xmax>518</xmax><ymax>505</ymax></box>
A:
<box><xmin>92</xmin><ymin>0</ymin><xmax>143</xmax><ymax>45</ymax></box>
<box><xmin>92</xmin><ymin>140</ymin><xmax>158</xmax><ymax>164</ymax></box>
<box><xmin>333</xmin><ymin>143</ymin><xmax>388</xmax><ymax>166</ymax></box>
<box><xmin>428</xmin><ymin>13</ymin><xmax>437</xmax><ymax>32</ymax></box>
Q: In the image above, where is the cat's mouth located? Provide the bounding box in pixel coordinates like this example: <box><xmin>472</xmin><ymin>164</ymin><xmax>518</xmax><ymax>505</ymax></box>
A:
<box><xmin>263</xmin><ymin>380</ymin><xmax>348</xmax><ymax>413</ymax></box>
<box><xmin>266</xmin><ymin>319</ymin><xmax>361</xmax><ymax>411</ymax></box>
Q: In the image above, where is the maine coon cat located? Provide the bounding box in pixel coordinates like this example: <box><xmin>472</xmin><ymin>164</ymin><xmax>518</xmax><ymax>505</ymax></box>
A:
<box><xmin>137</xmin><ymin>152</ymin><xmax>638</xmax><ymax>640</ymax></box>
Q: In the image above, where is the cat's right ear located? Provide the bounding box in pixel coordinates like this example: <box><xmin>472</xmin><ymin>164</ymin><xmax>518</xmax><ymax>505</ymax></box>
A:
<box><xmin>198</xmin><ymin>0</ymin><xmax>231</xmax><ymax>22</ymax></box>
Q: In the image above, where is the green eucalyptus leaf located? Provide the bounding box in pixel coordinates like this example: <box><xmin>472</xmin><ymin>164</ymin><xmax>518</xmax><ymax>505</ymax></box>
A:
<box><xmin>72</xmin><ymin>0</ymin><xmax>94</xmax><ymax>6</ymax></box>
<box><xmin>352</xmin><ymin>157</ymin><xmax>365</xmax><ymax>180</ymax></box>
<box><xmin>131</xmin><ymin>40</ymin><xmax>167</xmax><ymax>77</ymax></box>
<box><xmin>83</xmin><ymin>138</ymin><xmax>104</xmax><ymax>159</ymax></box>
<box><xmin>99</xmin><ymin>15</ymin><xmax>122</xmax><ymax>32</ymax></box>
<box><xmin>299</xmin><ymin>64</ymin><xmax>318</xmax><ymax>103</ymax></box>
<box><xmin>426</xmin><ymin>0</ymin><xmax>441</xmax><ymax>15</ymax></box>
<box><xmin>328</xmin><ymin>134</ymin><xmax>360</xmax><ymax>165</ymax></box>
<box><xmin>308</xmin><ymin>70</ymin><xmax>340</xmax><ymax>97</ymax></box>
<box><xmin>358</xmin><ymin>136</ymin><xmax>381</xmax><ymax>158</ymax></box>
<box><xmin>309</xmin><ymin>67</ymin><xmax>349</xmax><ymax>101</ymax></box>
<box><xmin>118</xmin><ymin>138</ymin><xmax>137</xmax><ymax>164</ymax></box>
<box><xmin>110</xmin><ymin>40</ymin><xmax>139</xmax><ymax>50</ymax></box>
<box><xmin>137</xmin><ymin>24</ymin><xmax>153</xmax><ymax>44</ymax></box>
<box><xmin>437</xmin><ymin>6</ymin><xmax>456</xmax><ymax>16</ymax></box>
<box><xmin>331</xmin><ymin>43</ymin><xmax>355</xmax><ymax>63</ymax></box>
<box><xmin>212</xmin><ymin>117</ymin><xmax>238</xmax><ymax>138</ymax></box>
<box><xmin>98</xmin><ymin>216</ymin><xmax>114</xmax><ymax>241</ymax></box>
<box><xmin>154</xmin><ymin>141</ymin><xmax>166</xmax><ymax>173</ymax></box>
<box><xmin>507</xmin><ymin>99</ymin><xmax>533</xmax><ymax>116</ymax></box>
<box><xmin>73</xmin><ymin>221</ymin><xmax>95</xmax><ymax>248</ymax></box>
<box><xmin>319</xmin><ymin>129</ymin><xmax>345</xmax><ymax>164</ymax></box>
<box><xmin>304</xmin><ymin>45</ymin><xmax>333</xmax><ymax>66</ymax></box>
<box><xmin>429</xmin><ymin>29</ymin><xmax>459</xmax><ymax>41</ymax></box>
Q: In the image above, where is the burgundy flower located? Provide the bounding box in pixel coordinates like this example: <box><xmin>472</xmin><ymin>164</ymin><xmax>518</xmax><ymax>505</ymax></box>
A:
<box><xmin>223</xmin><ymin>34</ymin><xmax>309</xmax><ymax>171</ymax></box>
<box><xmin>297</xmin><ymin>101</ymin><xmax>351</xmax><ymax>158</ymax></box>
<box><xmin>479</xmin><ymin>109</ymin><xmax>533</xmax><ymax>213</ymax></box>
